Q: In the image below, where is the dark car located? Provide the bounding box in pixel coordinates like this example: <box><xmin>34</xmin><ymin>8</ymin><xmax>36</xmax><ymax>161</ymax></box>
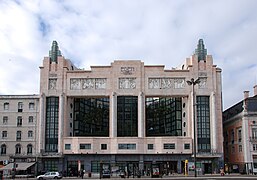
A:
<box><xmin>102</xmin><ymin>170</ymin><xmax>111</xmax><ymax>178</ymax></box>
<box><xmin>119</xmin><ymin>170</ymin><xmax>125</xmax><ymax>178</ymax></box>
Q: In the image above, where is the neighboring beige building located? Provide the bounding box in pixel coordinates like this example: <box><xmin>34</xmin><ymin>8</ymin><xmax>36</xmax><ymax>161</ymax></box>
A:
<box><xmin>0</xmin><ymin>95</ymin><xmax>39</xmax><ymax>175</ymax></box>
<box><xmin>35</xmin><ymin>39</ymin><xmax>223</xmax><ymax>176</ymax></box>
<box><xmin>223</xmin><ymin>88</ymin><xmax>257</xmax><ymax>174</ymax></box>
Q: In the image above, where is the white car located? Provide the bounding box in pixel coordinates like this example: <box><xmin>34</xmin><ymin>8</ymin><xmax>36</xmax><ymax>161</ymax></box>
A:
<box><xmin>37</xmin><ymin>172</ymin><xmax>62</xmax><ymax>179</ymax></box>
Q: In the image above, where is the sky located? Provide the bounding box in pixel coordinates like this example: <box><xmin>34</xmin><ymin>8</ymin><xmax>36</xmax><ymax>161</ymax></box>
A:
<box><xmin>0</xmin><ymin>0</ymin><xmax>257</xmax><ymax>110</ymax></box>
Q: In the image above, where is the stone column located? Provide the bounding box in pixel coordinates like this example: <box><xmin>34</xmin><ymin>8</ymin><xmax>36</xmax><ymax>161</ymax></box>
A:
<box><xmin>138</xmin><ymin>92</ymin><xmax>144</xmax><ymax>137</ymax></box>
<box><xmin>111</xmin><ymin>155</ymin><xmax>116</xmax><ymax>165</ymax></box>
<box><xmin>211</xmin><ymin>92</ymin><xmax>217</xmax><ymax>151</ymax></box>
<box><xmin>58</xmin><ymin>93</ymin><xmax>64</xmax><ymax>153</ymax></box>
<box><xmin>139</xmin><ymin>155</ymin><xmax>144</xmax><ymax>174</ymax></box>
<box><xmin>111</xmin><ymin>92</ymin><xmax>117</xmax><ymax>137</ymax></box>
<box><xmin>189</xmin><ymin>91</ymin><xmax>194</xmax><ymax>142</ymax></box>
<box><xmin>177</xmin><ymin>160</ymin><xmax>182</xmax><ymax>174</ymax></box>
<box><xmin>39</xmin><ymin>93</ymin><xmax>45</xmax><ymax>153</ymax></box>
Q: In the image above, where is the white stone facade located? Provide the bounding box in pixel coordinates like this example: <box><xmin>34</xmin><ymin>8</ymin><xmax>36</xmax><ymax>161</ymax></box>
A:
<box><xmin>0</xmin><ymin>40</ymin><xmax>223</xmax><ymax>176</ymax></box>
<box><xmin>37</xmin><ymin>45</ymin><xmax>223</xmax><ymax>174</ymax></box>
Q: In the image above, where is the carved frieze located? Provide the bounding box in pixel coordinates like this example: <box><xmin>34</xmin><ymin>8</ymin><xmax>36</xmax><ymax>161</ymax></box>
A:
<box><xmin>82</xmin><ymin>79</ymin><xmax>94</xmax><ymax>89</ymax></box>
<box><xmin>199</xmin><ymin>77</ymin><xmax>207</xmax><ymax>88</ymax></box>
<box><xmin>148</xmin><ymin>78</ymin><xmax>185</xmax><ymax>89</ymax></box>
<box><xmin>70</xmin><ymin>79</ymin><xmax>81</xmax><ymax>90</ymax></box>
<box><xmin>161</xmin><ymin>78</ymin><xmax>172</xmax><ymax>89</ymax></box>
<box><xmin>174</xmin><ymin>78</ymin><xmax>185</xmax><ymax>89</ymax></box>
<box><xmin>119</xmin><ymin>78</ymin><xmax>136</xmax><ymax>89</ymax></box>
<box><xmin>95</xmin><ymin>78</ymin><xmax>107</xmax><ymax>89</ymax></box>
<box><xmin>70</xmin><ymin>78</ymin><xmax>107</xmax><ymax>90</ymax></box>
<box><xmin>149</xmin><ymin>78</ymin><xmax>161</xmax><ymax>89</ymax></box>
<box><xmin>49</xmin><ymin>79</ymin><xmax>57</xmax><ymax>90</ymax></box>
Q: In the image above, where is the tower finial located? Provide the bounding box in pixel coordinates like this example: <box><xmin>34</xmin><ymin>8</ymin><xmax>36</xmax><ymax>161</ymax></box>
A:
<box><xmin>195</xmin><ymin>39</ymin><xmax>207</xmax><ymax>61</ymax></box>
<box><xmin>49</xmin><ymin>40</ymin><xmax>62</xmax><ymax>63</ymax></box>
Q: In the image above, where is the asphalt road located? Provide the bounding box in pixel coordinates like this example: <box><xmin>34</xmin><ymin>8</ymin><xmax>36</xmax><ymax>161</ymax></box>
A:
<box><xmin>11</xmin><ymin>174</ymin><xmax>257</xmax><ymax>180</ymax></box>
<box><xmin>75</xmin><ymin>175</ymin><xmax>257</xmax><ymax>180</ymax></box>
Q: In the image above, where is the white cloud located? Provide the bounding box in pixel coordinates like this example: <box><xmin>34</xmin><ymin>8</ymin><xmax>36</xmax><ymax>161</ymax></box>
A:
<box><xmin>0</xmin><ymin>0</ymin><xmax>257</xmax><ymax>109</ymax></box>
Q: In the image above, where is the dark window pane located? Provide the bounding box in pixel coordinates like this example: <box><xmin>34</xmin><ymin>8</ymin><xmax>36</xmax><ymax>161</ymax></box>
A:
<box><xmin>117</xmin><ymin>96</ymin><xmax>138</xmax><ymax>137</ymax></box>
<box><xmin>73</xmin><ymin>97</ymin><xmax>109</xmax><ymax>137</ymax></box>
<box><xmin>45</xmin><ymin>97</ymin><xmax>59</xmax><ymax>152</ymax></box>
<box><xmin>146</xmin><ymin>97</ymin><xmax>182</xmax><ymax>136</ymax></box>
<box><xmin>196</xmin><ymin>96</ymin><xmax>211</xmax><ymax>152</ymax></box>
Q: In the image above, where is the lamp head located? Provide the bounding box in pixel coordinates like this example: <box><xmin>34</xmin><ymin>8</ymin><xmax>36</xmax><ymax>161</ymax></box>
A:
<box><xmin>187</xmin><ymin>78</ymin><xmax>201</xmax><ymax>85</ymax></box>
<box><xmin>194</xmin><ymin>78</ymin><xmax>201</xmax><ymax>84</ymax></box>
<box><xmin>186</xmin><ymin>80</ymin><xmax>192</xmax><ymax>85</ymax></box>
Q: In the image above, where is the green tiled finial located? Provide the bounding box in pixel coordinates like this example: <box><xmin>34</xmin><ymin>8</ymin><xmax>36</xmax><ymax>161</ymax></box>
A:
<box><xmin>49</xmin><ymin>41</ymin><xmax>62</xmax><ymax>63</ymax></box>
<box><xmin>195</xmin><ymin>39</ymin><xmax>207</xmax><ymax>61</ymax></box>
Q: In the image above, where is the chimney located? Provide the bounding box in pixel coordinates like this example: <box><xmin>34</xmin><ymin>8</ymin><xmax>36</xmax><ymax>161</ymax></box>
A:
<box><xmin>244</xmin><ymin>91</ymin><xmax>250</xmax><ymax>99</ymax></box>
<box><xmin>254</xmin><ymin>85</ymin><xmax>257</xmax><ymax>96</ymax></box>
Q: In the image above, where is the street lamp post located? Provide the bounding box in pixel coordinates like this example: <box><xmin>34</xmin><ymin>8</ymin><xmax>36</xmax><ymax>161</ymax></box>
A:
<box><xmin>186</xmin><ymin>78</ymin><xmax>200</xmax><ymax>177</ymax></box>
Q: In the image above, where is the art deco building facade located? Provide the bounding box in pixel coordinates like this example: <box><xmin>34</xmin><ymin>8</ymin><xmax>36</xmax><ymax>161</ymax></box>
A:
<box><xmin>35</xmin><ymin>39</ymin><xmax>223</xmax><ymax>176</ymax></box>
<box><xmin>0</xmin><ymin>95</ymin><xmax>39</xmax><ymax>174</ymax></box>
<box><xmin>223</xmin><ymin>88</ymin><xmax>257</xmax><ymax>174</ymax></box>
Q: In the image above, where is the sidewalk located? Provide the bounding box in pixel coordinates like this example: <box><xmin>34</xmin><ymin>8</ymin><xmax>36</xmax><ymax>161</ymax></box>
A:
<box><xmin>62</xmin><ymin>173</ymin><xmax>253</xmax><ymax>179</ymax></box>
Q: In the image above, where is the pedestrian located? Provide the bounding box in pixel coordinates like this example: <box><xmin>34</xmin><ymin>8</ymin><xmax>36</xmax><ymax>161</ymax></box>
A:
<box><xmin>220</xmin><ymin>167</ymin><xmax>224</xmax><ymax>176</ymax></box>
<box><xmin>81</xmin><ymin>169</ymin><xmax>84</xmax><ymax>179</ymax></box>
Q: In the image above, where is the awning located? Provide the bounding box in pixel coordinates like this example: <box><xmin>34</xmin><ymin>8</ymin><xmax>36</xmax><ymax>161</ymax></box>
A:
<box><xmin>0</xmin><ymin>162</ymin><xmax>35</xmax><ymax>171</ymax></box>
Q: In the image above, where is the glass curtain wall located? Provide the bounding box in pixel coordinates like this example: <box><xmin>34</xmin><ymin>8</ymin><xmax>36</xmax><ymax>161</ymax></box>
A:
<box><xmin>45</xmin><ymin>97</ymin><xmax>59</xmax><ymax>152</ymax></box>
<box><xmin>73</xmin><ymin>97</ymin><xmax>109</xmax><ymax>136</ymax></box>
<box><xmin>117</xmin><ymin>96</ymin><xmax>138</xmax><ymax>137</ymax></box>
<box><xmin>196</xmin><ymin>96</ymin><xmax>211</xmax><ymax>152</ymax></box>
<box><xmin>146</xmin><ymin>97</ymin><xmax>182</xmax><ymax>136</ymax></box>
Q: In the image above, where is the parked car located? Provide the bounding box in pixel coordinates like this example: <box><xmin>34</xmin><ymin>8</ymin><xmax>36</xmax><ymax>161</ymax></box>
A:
<box><xmin>119</xmin><ymin>170</ymin><xmax>125</xmax><ymax>178</ymax></box>
<box><xmin>37</xmin><ymin>172</ymin><xmax>62</xmax><ymax>179</ymax></box>
<box><xmin>102</xmin><ymin>170</ymin><xmax>111</xmax><ymax>178</ymax></box>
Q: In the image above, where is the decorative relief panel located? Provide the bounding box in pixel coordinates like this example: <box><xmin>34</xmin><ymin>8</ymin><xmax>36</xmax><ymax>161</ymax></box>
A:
<box><xmin>148</xmin><ymin>78</ymin><xmax>161</xmax><ymax>89</ymax></box>
<box><xmin>174</xmin><ymin>78</ymin><xmax>185</xmax><ymax>89</ymax></box>
<box><xmin>49</xmin><ymin>79</ymin><xmax>57</xmax><ymax>90</ymax></box>
<box><xmin>82</xmin><ymin>79</ymin><xmax>94</xmax><ymax>89</ymax></box>
<box><xmin>95</xmin><ymin>78</ymin><xmax>107</xmax><ymax>89</ymax></box>
<box><xmin>121</xmin><ymin>67</ymin><xmax>135</xmax><ymax>75</ymax></box>
<box><xmin>148</xmin><ymin>78</ymin><xmax>185</xmax><ymax>89</ymax></box>
<box><xmin>70</xmin><ymin>78</ymin><xmax>107</xmax><ymax>90</ymax></box>
<box><xmin>199</xmin><ymin>77</ymin><xmax>207</xmax><ymax>89</ymax></box>
<box><xmin>70</xmin><ymin>79</ymin><xmax>81</xmax><ymax>90</ymax></box>
<box><xmin>119</xmin><ymin>78</ymin><xmax>136</xmax><ymax>89</ymax></box>
<box><xmin>161</xmin><ymin>78</ymin><xmax>172</xmax><ymax>89</ymax></box>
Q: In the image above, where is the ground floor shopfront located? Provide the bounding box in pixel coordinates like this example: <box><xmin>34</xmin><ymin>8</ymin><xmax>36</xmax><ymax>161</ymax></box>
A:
<box><xmin>37</xmin><ymin>154</ymin><xmax>223</xmax><ymax>177</ymax></box>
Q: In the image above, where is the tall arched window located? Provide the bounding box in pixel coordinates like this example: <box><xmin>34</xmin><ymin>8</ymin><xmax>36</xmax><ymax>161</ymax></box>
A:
<box><xmin>15</xmin><ymin>144</ymin><xmax>22</xmax><ymax>154</ymax></box>
<box><xmin>27</xmin><ymin>144</ymin><xmax>33</xmax><ymax>155</ymax></box>
<box><xmin>1</xmin><ymin>144</ymin><xmax>6</xmax><ymax>155</ymax></box>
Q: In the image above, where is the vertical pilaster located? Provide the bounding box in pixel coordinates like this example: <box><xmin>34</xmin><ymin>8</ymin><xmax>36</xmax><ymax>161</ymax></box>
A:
<box><xmin>189</xmin><ymin>92</ymin><xmax>194</xmax><ymax>142</ymax></box>
<box><xmin>111</xmin><ymin>92</ymin><xmax>117</xmax><ymax>137</ymax></box>
<box><xmin>138</xmin><ymin>92</ymin><xmax>144</xmax><ymax>137</ymax></box>
<box><xmin>177</xmin><ymin>160</ymin><xmax>182</xmax><ymax>174</ymax></box>
<box><xmin>211</xmin><ymin>92</ymin><xmax>217</xmax><ymax>151</ymax></box>
<box><xmin>58</xmin><ymin>93</ymin><xmax>64</xmax><ymax>153</ymax></box>
<box><xmin>139</xmin><ymin>155</ymin><xmax>144</xmax><ymax>173</ymax></box>
<box><xmin>39</xmin><ymin>93</ymin><xmax>45</xmax><ymax>153</ymax></box>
